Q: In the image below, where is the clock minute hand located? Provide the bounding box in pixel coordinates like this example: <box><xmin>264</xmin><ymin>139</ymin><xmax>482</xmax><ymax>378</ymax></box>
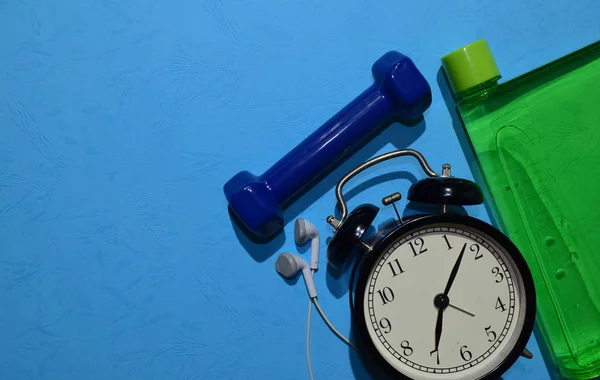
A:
<box><xmin>443</xmin><ymin>243</ymin><xmax>467</xmax><ymax>296</ymax></box>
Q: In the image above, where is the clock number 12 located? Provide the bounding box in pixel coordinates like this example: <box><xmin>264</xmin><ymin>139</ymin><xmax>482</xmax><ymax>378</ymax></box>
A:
<box><xmin>409</xmin><ymin>238</ymin><xmax>427</xmax><ymax>256</ymax></box>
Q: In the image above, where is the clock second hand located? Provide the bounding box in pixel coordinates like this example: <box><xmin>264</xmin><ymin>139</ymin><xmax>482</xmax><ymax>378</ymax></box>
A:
<box><xmin>448</xmin><ymin>303</ymin><xmax>475</xmax><ymax>317</ymax></box>
<box><xmin>430</xmin><ymin>243</ymin><xmax>468</xmax><ymax>365</ymax></box>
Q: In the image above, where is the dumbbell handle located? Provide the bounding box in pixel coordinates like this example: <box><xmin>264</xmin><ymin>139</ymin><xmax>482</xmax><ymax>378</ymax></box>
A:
<box><xmin>264</xmin><ymin>83</ymin><xmax>396</xmax><ymax>204</ymax></box>
<box><xmin>224</xmin><ymin>51</ymin><xmax>431</xmax><ymax>238</ymax></box>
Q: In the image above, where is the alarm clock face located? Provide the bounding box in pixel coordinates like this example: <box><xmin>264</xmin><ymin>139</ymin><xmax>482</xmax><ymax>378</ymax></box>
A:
<box><xmin>354</xmin><ymin>214</ymin><xmax>535</xmax><ymax>380</ymax></box>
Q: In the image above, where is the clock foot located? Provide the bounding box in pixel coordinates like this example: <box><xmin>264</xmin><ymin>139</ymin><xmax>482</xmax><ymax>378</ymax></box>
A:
<box><xmin>520</xmin><ymin>348</ymin><xmax>533</xmax><ymax>359</ymax></box>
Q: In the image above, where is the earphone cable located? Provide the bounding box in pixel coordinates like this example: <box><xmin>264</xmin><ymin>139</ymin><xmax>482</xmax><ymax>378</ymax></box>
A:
<box><xmin>307</xmin><ymin>269</ymin><xmax>315</xmax><ymax>380</ymax></box>
<box><xmin>313</xmin><ymin>298</ymin><xmax>359</xmax><ymax>352</ymax></box>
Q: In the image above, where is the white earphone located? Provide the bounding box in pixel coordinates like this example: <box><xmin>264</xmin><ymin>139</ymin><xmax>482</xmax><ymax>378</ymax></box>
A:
<box><xmin>294</xmin><ymin>217</ymin><xmax>320</xmax><ymax>270</ymax></box>
<box><xmin>275</xmin><ymin>218</ymin><xmax>320</xmax><ymax>298</ymax></box>
<box><xmin>275</xmin><ymin>217</ymin><xmax>358</xmax><ymax>380</ymax></box>
<box><xmin>275</xmin><ymin>252</ymin><xmax>317</xmax><ymax>298</ymax></box>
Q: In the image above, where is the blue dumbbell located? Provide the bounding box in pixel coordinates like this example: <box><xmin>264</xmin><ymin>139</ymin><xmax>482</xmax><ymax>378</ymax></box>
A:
<box><xmin>224</xmin><ymin>51</ymin><xmax>432</xmax><ymax>238</ymax></box>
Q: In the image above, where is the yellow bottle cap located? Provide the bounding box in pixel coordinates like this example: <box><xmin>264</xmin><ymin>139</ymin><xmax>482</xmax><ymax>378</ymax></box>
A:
<box><xmin>441</xmin><ymin>39</ymin><xmax>501</xmax><ymax>95</ymax></box>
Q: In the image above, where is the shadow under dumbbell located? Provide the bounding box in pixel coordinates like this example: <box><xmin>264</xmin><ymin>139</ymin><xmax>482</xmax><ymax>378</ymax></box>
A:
<box><xmin>229</xmin><ymin>206</ymin><xmax>287</xmax><ymax>262</ymax></box>
<box><xmin>231</xmin><ymin>116</ymin><xmax>428</xmax><ymax>263</ymax></box>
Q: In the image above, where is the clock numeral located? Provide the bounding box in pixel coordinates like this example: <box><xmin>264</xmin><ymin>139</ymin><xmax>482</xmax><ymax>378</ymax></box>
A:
<box><xmin>485</xmin><ymin>325</ymin><xmax>497</xmax><ymax>342</ymax></box>
<box><xmin>492</xmin><ymin>267</ymin><xmax>504</xmax><ymax>283</ymax></box>
<box><xmin>377</xmin><ymin>287</ymin><xmax>395</xmax><ymax>305</ymax></box>
<box><xmin>495</xmin><ymin>297</ymin><xmax>507</xmax><ymax>312</ymax></box>
<box><xmin>400</xmin><ymin>340</ymin><xmax>413</xmax><ymax>356</ymax></box>
<box><xmin>442</xmin><ymin>234</ymin><xmax>452</xmax><ymax>250</ymax></box>
<box><xmin>471</xmin><ymin>243</ymin><xmax>482</xmax><ymax>260</ymax></box>
<box><xmin>387</xmin><ymin>258</ymin><xmax>405</xmax><ymax>277</ymax></box>
<box><xmin>460</xmin><ymin>345</ymin><xmax>472</xmax><ymax>361</ymax></box>
<box><xmin>378</xmin><ymin>318</ymin><xmax>392</xmax><ymax>334</ymax></box>
<box><xmin>409</xmin><ymin>237</ymin><xmax>427</xmax><ymax>257</ymax></box>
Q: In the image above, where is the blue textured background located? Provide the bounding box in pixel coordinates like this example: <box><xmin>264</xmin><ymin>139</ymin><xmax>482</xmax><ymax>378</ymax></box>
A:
<box><xmin>1</xmin><ymin>1</ymin><xmax>599</xmax><ymax>379</ymax></box>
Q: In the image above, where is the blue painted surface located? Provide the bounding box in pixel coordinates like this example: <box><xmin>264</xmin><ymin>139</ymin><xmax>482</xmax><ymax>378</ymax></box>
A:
<box><xmin>1</xmin><ymin>1</ymin><xmax>599</xmax><ymax>379</ymax></box>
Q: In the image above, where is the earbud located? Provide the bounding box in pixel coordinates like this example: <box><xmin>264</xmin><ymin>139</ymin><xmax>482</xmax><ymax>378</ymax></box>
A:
<box><xmin>294</xmin><ymin>218</ymin><xmax>320</xmax><ymax>270</ymax></box>
<box><xmin>275</xmin><ymin>252</ymin><xmax>317</xmax><ymax>298</ymax></box>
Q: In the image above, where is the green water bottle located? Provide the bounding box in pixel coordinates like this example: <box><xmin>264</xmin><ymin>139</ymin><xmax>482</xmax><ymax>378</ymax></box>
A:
<box><xmin>441</xmin><ymin>39</ymin><xmax>600</xmax><ymax>379</ymax></box>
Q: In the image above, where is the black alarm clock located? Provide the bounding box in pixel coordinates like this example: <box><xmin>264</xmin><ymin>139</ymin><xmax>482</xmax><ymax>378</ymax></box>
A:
<box><xmin>325</xmin><ymin>149</ymin><xmax>536</xmax><ymax>380</ymax></box>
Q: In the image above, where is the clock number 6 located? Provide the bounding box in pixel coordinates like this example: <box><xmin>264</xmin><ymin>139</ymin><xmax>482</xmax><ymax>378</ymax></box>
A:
<box><xmin>377</xmin><ymin>287</ymin><xmax>395</xmax><ymax>305</ymax></box>
<box><xmin>409</xmin><ymin>238</ymin><xmax>427</xmax><ymax>256</ymax></box>
<box><xmin>460</xmin><ymin>345</ymin><xmax>472</xmax><ymax>361</ymax></box>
